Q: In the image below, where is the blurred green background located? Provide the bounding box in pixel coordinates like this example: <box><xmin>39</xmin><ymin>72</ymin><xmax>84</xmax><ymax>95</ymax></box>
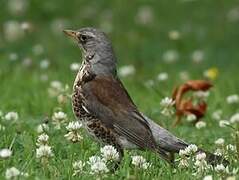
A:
<box><xmin>0</xmin><ymin>0</ymin><xmax>239</xmax><ymax>118</ymax></box>
<box><xmin>0</xmin><ymin>1</ymin><xmax>239</xmax><ymax>179</ymax></box>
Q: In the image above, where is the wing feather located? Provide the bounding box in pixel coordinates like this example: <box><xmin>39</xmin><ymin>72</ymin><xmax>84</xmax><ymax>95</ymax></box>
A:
<box><xmin>82</xmin><ymin>75</ymin><xmax>156</xmax><ymax>150</ymax></box>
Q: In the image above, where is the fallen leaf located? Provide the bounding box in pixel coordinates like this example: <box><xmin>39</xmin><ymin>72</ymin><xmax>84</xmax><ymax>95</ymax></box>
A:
<box><xmin>172</xmin><ymin>80</ymin><xmax>212</xmax><ymax>127</ymax></box>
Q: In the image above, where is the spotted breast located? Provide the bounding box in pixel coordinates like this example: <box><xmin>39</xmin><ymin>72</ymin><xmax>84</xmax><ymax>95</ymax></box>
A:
<box><xmin>72</xmin><ymin>64</ymin><xmax>91</xmax><ymax>121</ymax></box>
<box><xmin>71</xmin><ymin>63</ymin><xmax>120</xmax><ymax>149</ymax></box>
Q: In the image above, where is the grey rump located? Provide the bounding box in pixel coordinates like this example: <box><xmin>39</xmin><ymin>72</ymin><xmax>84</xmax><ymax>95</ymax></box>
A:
<box><xmin>63</xmin><ymin>27</ymin><xmax>227</xmax><ymax>166</ymax></box>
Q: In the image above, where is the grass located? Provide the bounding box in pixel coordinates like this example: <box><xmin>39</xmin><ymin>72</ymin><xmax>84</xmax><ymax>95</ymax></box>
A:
<box><xmin>0</xmin><ymin>0</ymin><xmax>239</xmax><ymax>179</ymax></box>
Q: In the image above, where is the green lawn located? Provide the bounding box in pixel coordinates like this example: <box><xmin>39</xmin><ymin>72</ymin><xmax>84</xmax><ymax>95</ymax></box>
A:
<box><xmin>0</xmin><ymin>0</ymin><xmax>239</xmax><ymax>179</ymax></box>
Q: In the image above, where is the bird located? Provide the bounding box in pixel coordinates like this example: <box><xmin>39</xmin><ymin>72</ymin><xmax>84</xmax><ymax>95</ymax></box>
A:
<box><xmin>63</xmin><ymin>27</ymin><xmax>227</xmax><ymax>166</ymax></box>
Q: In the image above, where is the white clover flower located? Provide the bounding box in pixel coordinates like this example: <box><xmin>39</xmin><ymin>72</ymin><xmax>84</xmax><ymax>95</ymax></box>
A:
<box><xmin>168</xmin><ymin>30</ymin><xmax>181</xmax><ymax>40</ymax></box>
<box><xmin>100</xmin><ymin>145</ymin><xmax>119</xmax><ymax>161</ymax></box>
<box><xmin>48</xmin><ymin>81</ymin><xmax>63</xmax><ymax>97</ymax></box>
<box><xmin>226</xmin><ymin>94</ymin><xmax>239</xmax><ymax>104</ymax></box>
<box><xmin>196</xmin><ymin>152</ymin><xmax>206</xmax><ymax>161</ymax></box>
<box><xmin>212</xmin><ymin>110</ymin><xmax>223</xmax><ymax>121</ymax></box>
<box><xmin>160</xmin><ymin>97</ymin><xmax>175</xmax><ymax>116</ymax></box>
<box><xmin>5</xmin><ymin>167</ymin><xmax>20</xmax><ymax>179</ymax></box>
<box><xmin>194</xmin><ymin>153</ymin><xmax>210</xmax><ymax>175</ymax></box>
<box><xmin>118</xmin><ymin>65</ymin><xmax>135</xmax><ymax>77</ymax></box>
<box><xmin>179</xmin><ymin>149</ymin><xmax>187</xmax><ymax>157</ymax></box>
<box><xmin>194</xmin><ymin>159</ymin><xmax>206</xmax><ymax>167</ymax></box>
<box><xmin>73</xmin><ymin>160</ymin><xmax>85</xmax><ymax>170</ymax></box>
<box><xmin>131</xmin><ymin>155</ymin><xmax>151</xmax><ymax>169</ymax></box>
<box><xmin>135</xmin><ymin>6</ymin><xmax>154</xmax><ymax>25</ymax></box>
<box><xmin>227</xmin><ymin>7</ymin><xmax>239</xmax><ymax>22</ymax></box>
<box><xmin>36</xmin><ymin>145</ymin><xmax>53</xmax><ymax>159</ymax></box>
<box><xmin>22</xmin><ymin>57</ymin><xmax>32</xmax><ymax>67</ymax></box>
<box><xmin>90</xmin><ymin>161</ymin><xmax>109</xmax><ymax>174</ymax></box>
<box><xmin>40</xmin><ymin>59</ymin><xmax>50</xmax><ymax>69</ymax></box>
<box><xmin>87</xmin><ymin>155</ymin><xmax>103</xmax><ymax>166</ymax></box>
<box><xmin>9</xmin><ymin>53</ymin><xmax>18</xmax><ymax>61</ymax></box>
<box><xmin>141</xmin><ymin>162</ymin><xmax>151</xmax><ymax>169</ymax></box>
<box><xmin>64</xmin><ymin>131</ymin><xmax>83</xmax><ymax>143</ymax></box>
<box><xmin>226</xmin><ymin>144</ymin><xmax>236</xmax><ymax>152</ymax></box>
<box><xmin>52</xmin><ymin>111</ymin><xmax>67</xmax><ymax>129</ymax></box>
<box><xmin>178</xmin><ymin>158</ymin><xmax>189</xmax><ymax>168</ymax></box>
<box><xmin>70</xmin><ymin>63</ymin><xmax>81</xmax><ymax>71</ymax></box>
<box><xmin>36</xmin><ymin>123</ymin><xmax>49</xmax><ymax>134</ymax></box>
<box><xmin>7</xmin><ymin>0</ymin><xmax>28</xmax><ymax>15</ymax></box>
<box><xmin>194</xmin><ymin>159</ymin><xmax>208</xmax><ymax>174</ymax></box>
<box><xmin>179</xmin><ymin>71</ymin><xmax>190</xmax><ymax>81</ymax></box>
<box><xmin>162</xmin><ymin>49</ymin><xmax>179</xmax><ymax>63</ymax></box>
<box><xmin>160</xmin><ymin>97</ymin><xmax>175</xmax><ymax>107</ymax></box>
<box><xmin>87</xmin><ymin>156</ymin><xmax>109</xmax><ymax>174</ymax></box>
<box><xmin>0</xmin><ymin>148</ymin><xmax>12</xmax><ymax>158</ymax></box>
<box><xmin>53</xmin><ymin>111</ymin><xmax>67</xmax><ymax>120</ymax></box>
<box><xmin>144</xmin><ymin>79</ymin><xmax>155</xmax><ymax>88</ymax></box>
<box><xmin>3</xmin><ymin>20</ymin><xmax>24</xmax><ymax>42</ymax></box>
<box><xmin>157</xmin><ymin>72</ymin><xmax>168</xmax><ymax>82</ymax></box>
<box><xmin>64</xmin><ymin>121</ymin><xmax>83</xmax><ymax>142</ymax></box>
<box><xmin>219</xmin><ymin>120</ymin><xmax>230</xmax><ymax>127</ymax></box>
<box><xmin>230</xmin><ymin>113</ymin><xmax>239</xmax><ymax>124</ymax></box>
<box><xmin>214</xmin><ymin>148</ymin><xmax>223</xmax><ymax>156</ymax></box>
<box><xmin>215</xmin><ymin>164</ymin><xmax>226</xmax><ymax>173</ymax></box>
<box><xmin>32</xmin><ymin>44</ymin><xmax>44</xmax><ymax>55</ymax></box>
<box><xmin>203</xmin><ymin>175</ymin><xmax>213</xmax><ymax>180</ymax></box>
<box><xmin>192</xmin><ymin>50</ymin><xmax>204</xmax><ymax>63</ymax></box>
<box><xmin>195</xmin><ymin>121</ymin><xmax>206</xmax><ymax>129</ymax></box>
<box><xmin>20</xmin><ymin>21</ymin><xmax>31</xmax><ymax>32</ymax></box>
<box><xmin>72</xmin><ymin>160</ymin><xmax>85</xmax><ymax>176</ymax></box>
<box><xmin>186</xmin><ymin>114</ymin><xmax>197</xmax><ymax>122</ymax></box>
<box><xmin>50</xmin><ymin>81</ymin><xmax>63</xmax><ymax>89</ymax></box>
<box><xmin>214</xmin><ymin>138</ymin><xmax>225</xmax><ymax>146</ymax></box>
<box><xmin>20</xmin><ymin>172</ymin><xmax>29</xmax><ymax>178</ymax></box>
<box><xmin>193</xmin><ymin>91</ymin><xmax>210</xmax><ymax>99</ymax></box>
<box><xmin>36</xmin><ymin>133</ymin><xmax>49</xmax><ymax>146</ymax></box>
<box><xmin>66</xmin><ymin>121</ymin><xmax>82</xmax><ymax>131</ymax></box>
<box><xmin>184</xmin><ymin>144</ymin><xmax>198</xmax><ymax>155</ymax></box>
<box><xmin>4</xmin><ymin>112</ymin><xmax>19</xmax><ymax>121</ymax></box>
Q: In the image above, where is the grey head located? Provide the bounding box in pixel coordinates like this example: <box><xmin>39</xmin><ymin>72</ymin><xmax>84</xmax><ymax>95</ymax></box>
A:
<box><xmin>63</xmin><ymin>27</ymin><xmax>117</xmax><ymax>76</ymax></box>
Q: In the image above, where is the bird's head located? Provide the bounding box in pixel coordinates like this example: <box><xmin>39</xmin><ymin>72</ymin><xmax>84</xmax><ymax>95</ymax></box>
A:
<box><xmin>63</xmin><ymin>27</ymin><xmax>117</xmax><ymax>76</ymax></box>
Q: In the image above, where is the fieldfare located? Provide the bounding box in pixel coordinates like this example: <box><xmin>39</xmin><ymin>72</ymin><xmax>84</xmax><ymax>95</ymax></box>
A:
<box><xmin>63</xmin><ymin>27</ymin><xmax>227</xmax><ymax>166</ymax></box>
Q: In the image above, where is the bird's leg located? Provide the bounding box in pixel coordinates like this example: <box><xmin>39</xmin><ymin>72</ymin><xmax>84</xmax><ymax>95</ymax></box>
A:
<box><xmin>155</xmin><ymin>148</ymin><xmax>176</xmax><ymax>166</ymax></box>
<box><xmin>169</xmin><ymin>152</ymin><xmax>175</xmax><ymax>167</ymax></box>
<box><xmin>87</xmin><ymin>120</ymin><xmax>124</xmax><ymax>171</ymax></box>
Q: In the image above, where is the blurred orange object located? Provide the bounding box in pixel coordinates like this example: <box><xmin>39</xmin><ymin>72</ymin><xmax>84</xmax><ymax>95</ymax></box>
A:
<box><xmin>172</xmin><ymin>80</ymin><xmax>213</xmax><ymax>127</ymax></box>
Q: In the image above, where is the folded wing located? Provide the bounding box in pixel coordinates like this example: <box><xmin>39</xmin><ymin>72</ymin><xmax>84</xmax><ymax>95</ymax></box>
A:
<box><xmin>81</xmin><ymin>75</ymin><xmax>156</xmax><ymax>150</ymax></box>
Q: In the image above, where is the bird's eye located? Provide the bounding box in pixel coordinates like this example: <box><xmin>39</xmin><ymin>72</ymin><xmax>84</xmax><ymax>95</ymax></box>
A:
<box><xmin>79</xmin><ymin>35</ymin><xmax>87</xmax><ymax>42</ymax></box>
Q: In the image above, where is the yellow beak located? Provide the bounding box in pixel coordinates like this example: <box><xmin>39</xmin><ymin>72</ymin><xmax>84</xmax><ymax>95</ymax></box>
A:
<box><xmin>63</xmin><ymin>29</ymin><xmax>78</xmax><ymax>39</ymax></box>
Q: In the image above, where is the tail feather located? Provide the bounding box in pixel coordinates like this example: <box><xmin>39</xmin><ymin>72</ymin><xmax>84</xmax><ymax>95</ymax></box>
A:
<box><xmin>144</xmin><ymin>114</ymin><xmax>189</xmax><ymax>152</ymax></box>
<box><xmin>200</xmin><ymin>150</ymin><xmax>229</xmax><ymax>166</ymax></box>
<box><xmin>143</xmin><ymin>114</ymin><xmax>229</xmax><ymax>166</ymax></box>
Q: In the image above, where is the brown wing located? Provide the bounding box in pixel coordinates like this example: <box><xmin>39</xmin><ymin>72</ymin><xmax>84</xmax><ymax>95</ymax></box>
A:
<box><xmin>81</xmin><ymin>75</ymin><xmax>157</xmax><ymax>150</ymax></box>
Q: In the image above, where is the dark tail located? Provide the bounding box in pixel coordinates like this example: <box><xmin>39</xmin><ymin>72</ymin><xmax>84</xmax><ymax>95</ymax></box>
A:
<box><xmin>200</xmin><ymin>150</ymin><xmax>229</xmax><ymax>166</ymax></box>
<box><xmin>144</xmin><ymin>114</ymin><xmax>229</xmax><ymax>166</ymax></box>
